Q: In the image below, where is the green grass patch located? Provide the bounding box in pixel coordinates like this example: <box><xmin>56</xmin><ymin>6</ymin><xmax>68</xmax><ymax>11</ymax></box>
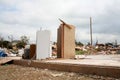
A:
<box><xmin>75</xmin><ymin>50</ymin><xmax>87</xmax><ymax>55</ymax></box>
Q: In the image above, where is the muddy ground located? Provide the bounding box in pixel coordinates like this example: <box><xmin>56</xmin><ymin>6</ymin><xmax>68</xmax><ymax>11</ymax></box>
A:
<box><xmin>0</xmin><ymin>64</ymin><xmax>119</xmax><ymax>80</ymax></box>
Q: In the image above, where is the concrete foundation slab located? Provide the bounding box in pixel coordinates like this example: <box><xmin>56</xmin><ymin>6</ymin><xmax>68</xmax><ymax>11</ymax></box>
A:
<box><xmin>13</xmin><ymin>55</ymin><xmax>120</xmax><ymax>78</ymax></box>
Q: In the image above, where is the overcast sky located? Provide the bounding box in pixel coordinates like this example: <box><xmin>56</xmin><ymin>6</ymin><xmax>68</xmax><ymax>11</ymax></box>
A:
<box><xmin>0</xmin><ymin>0</ymin><xmax>120</xmax><ymax>44</ymax></box>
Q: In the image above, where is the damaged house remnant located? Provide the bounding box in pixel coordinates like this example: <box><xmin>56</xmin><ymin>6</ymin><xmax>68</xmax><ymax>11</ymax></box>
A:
<box><xmin>57</xmin><ymin>19</ymin><xmax>75</xmax><ymax>58</ymax></box>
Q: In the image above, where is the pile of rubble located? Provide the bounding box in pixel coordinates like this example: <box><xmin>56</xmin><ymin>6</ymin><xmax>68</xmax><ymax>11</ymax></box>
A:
<box><xmin>0</xmin><ymin>45</ymin><xmax>30</xmax><ymax>57</ymax></box>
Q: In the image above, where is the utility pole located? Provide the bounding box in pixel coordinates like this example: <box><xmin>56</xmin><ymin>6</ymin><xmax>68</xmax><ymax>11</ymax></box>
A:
<box><xmin>90</xmin><ymin>17</ymin><xmax>93</xmax><ymax>46</ymax></box>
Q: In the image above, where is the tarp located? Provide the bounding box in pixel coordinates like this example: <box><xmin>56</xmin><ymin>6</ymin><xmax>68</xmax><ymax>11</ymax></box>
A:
<box><xmin>0</xmin><ymin>50</ymin><xmax>7</xmax><ymax>57</ymax></box>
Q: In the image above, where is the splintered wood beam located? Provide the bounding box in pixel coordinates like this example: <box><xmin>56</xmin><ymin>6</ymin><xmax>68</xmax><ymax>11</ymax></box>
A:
<box><xmin>59</xmin><ymin>19</ymin><xmax>72</xmax><ymax>29</ymax></box>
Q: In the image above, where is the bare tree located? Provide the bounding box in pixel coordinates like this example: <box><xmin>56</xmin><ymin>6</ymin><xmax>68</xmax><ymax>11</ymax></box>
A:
<box><xmin>20</xmin><ymin>35</ymin><xmax>29</xmax><ymax>44</ymax></box>
<box><xmin>8</xmin><ymin>35</ymin><xmax>14</xmax><ymax>42</ymax></box>
<box><xmin>0</xmin><ymin>34</ymin><xmax>4</xmax><ymax>41</ymax></box>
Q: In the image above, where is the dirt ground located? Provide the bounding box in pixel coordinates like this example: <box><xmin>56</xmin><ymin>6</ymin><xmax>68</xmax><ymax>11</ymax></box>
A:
<box><xmin>0</xmin><ymin>64</ymin><xmax>119</xmax><ymax>80</ymax></box>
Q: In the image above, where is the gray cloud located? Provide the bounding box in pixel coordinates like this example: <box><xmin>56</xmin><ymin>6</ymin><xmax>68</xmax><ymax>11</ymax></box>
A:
<box><xmin>0</xmin><ymin>0</ymin><xmax>120</xmax><ymax>43</ymax></box>
<box><xmin>93</xmin><ymin>0</ymin><xmax>120</xmax><ymax>35</ymax></box>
